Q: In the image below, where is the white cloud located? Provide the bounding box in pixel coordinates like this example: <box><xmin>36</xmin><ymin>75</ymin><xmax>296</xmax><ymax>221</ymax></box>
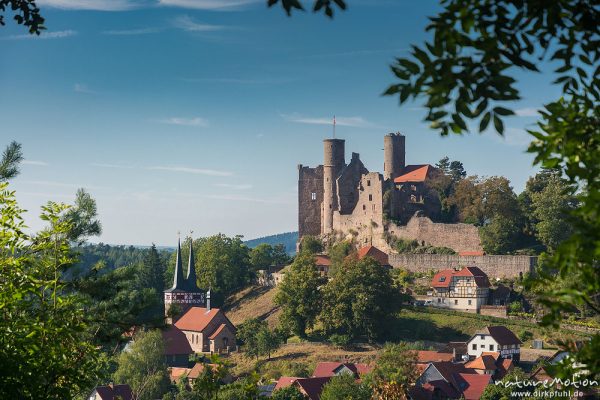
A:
<box><xmin>171</xmin><ymin>15</ymin><xmax>226</xmax><ymax>32</ymax></box>
<box><xmin>214</xmin><ymin>183</ymin><xmax>252</xmax><ymax>190</ymax></box>
<box><xmin>6</xmin><ymin>30</ymin><xmax>77</xmax><ymax>40</ymax></box>
<box><xmin>515</xmin><ymin>107</ymin><xmax>539</xmax><ymax>117</ymax></box>
<box><xmin>102</xmin><ymin>27</ymin><xmax>162</xmax><ymax>35</ymax></box>
<box><xmin>74</xmin><ymin>83</ymin><xmax>96</xmax><ymax>94</ymax></box>
<box><xmin>22</xmin><ymin>160</ymin><xmax>48</xmax><ymax>166</ymax></box>
<box><xmin>36</xmin><ymin>0</ymin><xmax>138</xmax><ymax>11</ymax></box>
<box><xmin>148</xmin><ymin>166</ymin><xmax>233</xmax><ymax>177</ymax></box>
<box><xmin>22</xmin><ymin>180</ymin><xmax>105</xmax><ymax>190</ymax></box>
<box><xmin>159</xmin><ymin>0</ymin><xmax>261</xmax><ymax>10</ymax></box>
<box><xmin>90</xmin><ymin>162</ymin><xmax>136</xmax><ymax>169</ymax></box>
<box><xmin>203</xmin><ymin>194</ymin><xmax>290</xmax><ymax>204</ymax></box>
<box><xmin>282</xmin><ymin>113</ymin><xmax>379</xmax><ymax>128</ymax></box>
<box><xmin>158</xmin><ymin>117</ymin><xmax>209</xmax><ymax>127</ymax></box>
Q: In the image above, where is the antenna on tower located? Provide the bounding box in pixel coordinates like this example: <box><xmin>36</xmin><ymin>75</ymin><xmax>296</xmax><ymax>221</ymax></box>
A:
<box><xmin>333</xmin><ymin>115</ymin><xmax>336</xmax><ymax>138</ymax></box>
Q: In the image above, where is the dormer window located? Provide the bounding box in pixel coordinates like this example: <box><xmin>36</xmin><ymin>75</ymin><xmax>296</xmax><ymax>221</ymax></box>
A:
<box><xmin>439</xmin><ymin>277</ymin><xmax>446</xmax><ymax>282</ymax></box>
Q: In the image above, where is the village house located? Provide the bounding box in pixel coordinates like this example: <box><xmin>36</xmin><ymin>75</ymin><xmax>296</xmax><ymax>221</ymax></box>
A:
<box><xmin>87</xmin><ymin>384</ymin><xmax>132</xmax><ymax>400</ymax></box>
<box><xmin>467</xmin><ymin>326</ymin><xmax>522</xmax><ymax>361</ymax></box>
<box><xmin>465</xmin><ymin>352</ymin><xmax>513</xmax><ymax>380</ymax></box>
<box><xmin>413</xmin><ymin>361</ymin><xmax>492</xmax><ymax>400</ymax></box>
<box><xmin>169</xmin><ymin>362</ymin><xmax>233</xmax><ymax>387</ymax></box>
<box><xmin>312</xmin><ymin>362</ymin><xmax>373</xmax><ymax>378</ymax></box>
<box><xmin>429</xmin><ymin>266</ymin><xmax>490</xmax><ymax>312</ymax></box>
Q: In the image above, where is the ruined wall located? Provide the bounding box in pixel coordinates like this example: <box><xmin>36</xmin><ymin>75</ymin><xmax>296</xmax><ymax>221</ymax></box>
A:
<box><xmin>388</xmin><ymin>215</ymin><xmax>483</xmax><ymax>253</ymax></box>
<box><xmin>333</xmin><ymin>172</ymin><xmax>389</xmax><ymax>249</ymax></box>
<box><xmin>480</xmin><ymin>306</ymin><xmax>508</xmax><ymax>318</ymax></box>
<box><xmin>298</xmin><ymin>164</ymin><xmax>324</xmax><ymax>238</ymax></box>
<box><xmin>388</xmin><ymin>253</ymin><xmax>537</xmax><ymax>279</ymax></box>
<box><xmin>337</xmin><ymin>152</ymin><xmax>368</xmax><ymax>214</ymax></box>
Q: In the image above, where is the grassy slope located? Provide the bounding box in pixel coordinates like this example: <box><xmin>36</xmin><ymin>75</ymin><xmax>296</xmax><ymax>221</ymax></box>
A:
<box><xmin>223</xmin><ymin>285</ymin><xmax>282</xmax><ymax>328</ymax></box>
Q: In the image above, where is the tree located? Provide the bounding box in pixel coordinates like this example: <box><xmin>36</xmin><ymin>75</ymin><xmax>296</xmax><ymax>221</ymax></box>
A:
<box><xmin>138</xmin><ymin>244</ymin><xmax>166</xmax><ymax>320</ymax></box>
<box><xmin>271</xmin><ymin>385</ymin><xmax>306</xmax><ymax>400</ymax></box>
<box><xmin>256</xmin><ymin>325</ymin><xmax>282</xmax><ymax>360</ymax></box>
<box><xmin>249</xmin><ymin>243</ymin><xmax>275</xmax><ymax>271</ymax></box>
<box><xmin>380</xmin><ymin>0</ymin><xmax>599</xmax><ymax>379</ymax></box>
<box><xmin>191</xmin><ymin>355</ymin><xmax>230</xmax><ymax>400</ymax></box>
<box><xmin>320</xmin><ymin>374</ymin><xmax>371</xmax><ymax>400</ymax></box>
<box><xmin>61</xmin><ymin>188</ymin><xmax>102</xmax><ymax>244</ymax></box>
<box><xmin>0</xmin><ymin>0</ymin><xmax>44</xmax><ymax>33</ymax></box>
<box><xmin>0</xmin><ymin>141</ymin><xmax>23</xmax><ymax>181</ymax></box>
<box><xmin>449</xmin><ymin>160</ymin><xmax>466</xmax><ymax>182</ymax></box>
<box><xmin>271</xmin><ymin>243</ymin><xmax>291</xmax><ymax>266</ymax></box>
<box><xmin>267</xmin><ymin>0</ymin><xmax>346</xmax><ymax>18</ymax></box>
<box><xmin>447</xmin><ymin>176</ymin><xmax>483</xmax><ymax>224</ymax></box>
<box><xmin>298</xmin><ymin>235</ymin><xmax>323</xmax><ymax>255</ymax></box>
<box><xmin>275</xmin><ymin>253</ymin><xmax>324</xmax><ymax>337</ymax></box>
<box><xmin>480</xmin><ymin>216</ymin><xmax>522</xmax><ymax>254</ymax></box>
<box><xmin>320</xmin><ymin>256</ymin><xmax>400</xmax><ymax>342</ymax></box>
<box><xmin>369</xmin><ymin>342</ymin><xmax>418</xmax><ymax>398</ymax></box>
<box><xmin>530</xmin><ymin>175</ymin><xmax>578</xmax><ymax>251</ymax></box>
<box><xmin>480</xmin><ymin>368</ymin><xmax>537</xmax><ymax>400</ymax></box>
<box><xmin>0</xmin><ymin>183</ymin><xmax>105</xmax><ymax>399</ymax></box>
<box><xmin>113</xmin><ymin>329</ymin><xmax>170</xmax><ymax>400</ymax></box>
<box><xmin>236</xmin><ymin>318</ymin><xmax>264</xmax><ymax>359</ymax></box>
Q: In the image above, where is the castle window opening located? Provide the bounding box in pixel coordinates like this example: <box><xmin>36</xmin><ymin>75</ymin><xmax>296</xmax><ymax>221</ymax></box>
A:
<box><xmin>311</xmin><ymin>192</ymin><xmax>316</xmax><ymax>201</ymax></box>
<box><xmin>369</xmin><ymin>194</ymin><xmax>373</xmax><ymax>201</ymax></box>
<box><xmin>362</xmin><ymin>205</ymin><xmax>366</xmax><ymax>210</ymax></box>
<box><xmin>367</xmin><ymin>180</ymin><xmax>371</xmax><ymax>186</ymax></box>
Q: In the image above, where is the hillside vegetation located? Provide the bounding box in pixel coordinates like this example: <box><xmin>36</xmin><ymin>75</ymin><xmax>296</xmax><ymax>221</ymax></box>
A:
<box><xmin>244</xmin><ymin>232</ymin><xmax>298</xmax><ymax>255</ymax></box>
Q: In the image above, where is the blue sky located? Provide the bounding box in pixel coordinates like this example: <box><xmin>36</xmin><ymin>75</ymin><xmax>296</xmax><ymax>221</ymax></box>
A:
<box><xmin>1</xmin><ymin>0</ymin><xmax>561</xmax><ymax>246</ymax></box>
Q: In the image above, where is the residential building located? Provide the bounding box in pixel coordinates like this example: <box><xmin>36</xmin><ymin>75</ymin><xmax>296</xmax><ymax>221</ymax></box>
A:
<box><xmin>88</xmin><ymin>384</ymin><xmax>132</xmax><ymax>400</ymax></box>
<box><xmin>312</xmin><ymin>362</ymin><xmax>372</xmax><ymax>378</ymax></box>
<box><xmin>174</xmin><ymin>301</ymin><xmax>236</xmax><ymax>354</ymax></box>
<box><xmin>467</xmin><ymin>326</ymin><xmax>522</xmax><ymax>361</ymax></box>
<box><xmin>356</xmin><ymin>245</ymin><xmax>391</xmax><ymax>268</ymax></box>
<box><xmin>429</xmin><ymin>266</ymin><xmax>490</xmax><ymax>312</ymax></box>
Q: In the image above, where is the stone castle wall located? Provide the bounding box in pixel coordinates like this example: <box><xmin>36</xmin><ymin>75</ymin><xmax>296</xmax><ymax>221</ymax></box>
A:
<box><xmin>389</xmin><ymin>253</ymin><xmax>537</xmax><ymax>279</ymax></box>
<box><xmin>298</xmin><ymin>165</ymin><xmax>324</xmax><ymax>237</ymax></box>
<box><xmin>388</xmin><ymin>216</ymin><xmax>483</xmax><ymax>253</ymax></box>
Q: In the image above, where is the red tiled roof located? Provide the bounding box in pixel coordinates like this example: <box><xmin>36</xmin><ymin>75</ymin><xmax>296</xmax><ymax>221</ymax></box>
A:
<box><xmin>175</xmin><ymin>307</ymin><xmax>221</xmax><ymax>332</ymax></box>
<box><xmin>162</xmin><ymin>325</ymin><xmax>193</xmax><ymax>356</ymax></box>
<box><xmin>496</xmin><ymin>358</ymin><xmax>513</xmax><ymax>380</ymax></box>
<box><xmin>169</xmin><ymin>367</ymin><xmax>190</xmax><ymax>383</ymax></box>
<box><xmin>357</xmin><ymin>246</ymin><xmax>389</xmax><ymax>266</ymax></box>
<box><xmin>208</xmin><ymin>323</ymin><xmax>227</xmax><ymax>340</ymax></box>
<box><xmin>456</xmin><ymin>373</ymin><xmax>492</xmax><ymax>400</ymax></box>
<box><xmin>417</xmin><ymin>351</ymin><xmax>454</xmax><ymax>363</ymax></box>
<box><xmin>466</xmin><ymin>354</ymin><xmax>498</xmax><ymax>370</ymax></box>
<box><xmin>431</xmin><ymin>266</ymin><xmax>490</xmax><ymax>288</ymax></box>
<box><xmin>315</xmin><ymin>255</ymin><xmax>331</xmax><ymax>266</ymax></box>
<box><xmin>312</xmin><ymin>362</ymin><xmax>372</xmax><ymax>378</ymax></box>
<box><xmin>188</xmin><ymin>363</ymin><xmax>220</xmax><ymax>379</ymax></box>
<box><xmin>95</xmin><ymin>384</ymin><xmax>133</xmax><ymax>400</ymax></box>
<box><xmin>423</xmin><ymin>379</ymin><xmax>461</xmax><ymax>399</ymax></box>
<box><xmin>459</xmin><ymin>251</ymin><xmax>485</xmax><ymax>256</ymax></box>
<box><xmin>294</xmin><ymin>377</ymin><xmax>331</xmax><ymax>400</ymax></box>
<box><xmin>274</xmin><ymin>377</ymin><xmax>300</xmax><ymax>391</ymax></box>
<box><xmin>476</xmin><ymin>326</ymin><xmax>522</xmax><ymax>345</ymax></box>
<box><xmin>394</xmin><ymin>164</ymin><xmax>433</xmax><ymax>183</ymax></box>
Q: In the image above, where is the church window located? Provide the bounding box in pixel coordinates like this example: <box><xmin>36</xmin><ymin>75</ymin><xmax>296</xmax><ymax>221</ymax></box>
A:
<box><xmin>311</xmin><ymin>192</ymin><xmax>316</xmax><ymax>200</ymax></box>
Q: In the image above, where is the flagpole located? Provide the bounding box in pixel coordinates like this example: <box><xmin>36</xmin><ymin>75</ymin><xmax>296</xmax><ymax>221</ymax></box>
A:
<box><xmin>333</xmin><ymin>115</ymin><xmax>336</xmax><ymax>139</ymax></box>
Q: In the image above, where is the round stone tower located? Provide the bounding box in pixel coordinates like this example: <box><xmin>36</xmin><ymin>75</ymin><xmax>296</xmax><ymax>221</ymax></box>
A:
<box><xmin>322</xmin><ymin>138</ymin><xmax>345</xmax><ymax>234</ymax></box>
<box><xmin>384</xmin><ymin>132</ymin><xmax>405</xmax><ymax>181</ymax></box>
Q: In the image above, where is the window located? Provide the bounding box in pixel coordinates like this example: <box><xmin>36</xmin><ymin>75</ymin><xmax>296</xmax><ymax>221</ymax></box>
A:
<box><xmin>362</xmin><ymin>205</ymin><xmax>366</xmax><ymax>210</ymax></box>
<box><xmin>481</xmin><ymin>344</ymin><xmax>485</xmax><ymax>348</ymax></box>
<box><xmin>437</xmin><ymin>298</ymin><xmax>441</xmax><ymax>303</ymax></box>
<box><xmin>489</xmin><ymin>344</ymin><xmax>494</xmax><ymax>351</ymax></box>
<box><xmin>311</xmin><ymin>192</ymin><xmax>316</xmax><ymax>201</ymax></box>
<box><xmin>367</xmin><ymin>180</ymin><xmax>371</xmax><ymax>186</ymax></box>
<box><xmin>467</xmin><ymin>288</ymin><xmax>473</xmax><ymax>294</ymax></box>
<box><xmin>369</xmin><ymin>194</ymin><xmax>373</xmax><ymax>201</ymax></box>
<box><xmin>439</xmin><ymin>277</ymin><xmax>446</xmax><ymax>282</ymax></box>
<box><xmin>480</xmin><ymin>335</ymin><xmax>485</xmax><ymax>340</ymax></box>
<box><xmin>411</xmin><ymin>185</ymin><xmax>416</xmax><ymax>191</ymax></box>
<box><xmin>468</xmin><ymin>300</ymin><xmax>472</xmax><ymax>305</ymax></box>
<box><xmin>454</xmin><ymin>300</ymin><xmax>458</xmax><ymax>305</ymax></box>
<box><xmin>472</xmin><ymin>344</ymin><xmax>477</xmax><ymax>350</ymax></box>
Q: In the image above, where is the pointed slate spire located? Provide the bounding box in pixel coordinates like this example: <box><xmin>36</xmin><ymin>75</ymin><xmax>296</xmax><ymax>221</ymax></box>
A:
<box><xmin>170</xmin><ymin>237</ymin><xmax>185</xmax><ymax>290</ymax></box>
<box><xmin>186</xmin><ymin>238</ymin><xmax>198</xmax><ymax>290</ymax></box>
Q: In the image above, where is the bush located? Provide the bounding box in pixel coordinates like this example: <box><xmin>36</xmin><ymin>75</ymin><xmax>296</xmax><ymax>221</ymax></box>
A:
<box><xmin>328</xmin><ymin>333</ymin><xmax>352</xmax><ymax>348</ymax></box>
<box><xmin>519</xmin><ymin>330</ymin><xmax>534</xmax><ymax>342</ymax></box>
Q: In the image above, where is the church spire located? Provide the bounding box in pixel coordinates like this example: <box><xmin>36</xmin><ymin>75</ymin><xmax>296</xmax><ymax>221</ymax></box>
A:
<box><xmin>171</xmin><ymin>237</ymin><xmax>185</xmax><ymax>290</ymax></box>
<box><xmin>186</xmin><ymin>237</ymin><xmax>198</xmax><ymax>290</ymax></box>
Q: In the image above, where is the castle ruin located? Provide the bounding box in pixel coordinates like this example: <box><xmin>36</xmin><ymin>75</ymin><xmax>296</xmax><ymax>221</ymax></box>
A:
<box><xmin>298</xmin><ymin>133</ymin><xmax>484</xmax><ymax>253</ymax></box>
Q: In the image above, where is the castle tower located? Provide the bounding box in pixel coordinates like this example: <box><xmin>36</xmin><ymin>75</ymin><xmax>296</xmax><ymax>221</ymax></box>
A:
<box><xmin>322</xmin><ymin>138</ymin><xmax>345</xmax><ymax>234</ymax></box>
<box><xmin>383</xmin><ymin>133</ymin><xmax>405</xmax><ymax>181</ymax></box>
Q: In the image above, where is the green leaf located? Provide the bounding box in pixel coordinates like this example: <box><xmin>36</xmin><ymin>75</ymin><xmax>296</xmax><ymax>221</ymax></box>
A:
<box><xmin>399</xmin><ymin>59</ymin><xmax>420</xmax><ymax>74</ymax></box>
<box><xmin>493</xmin><ymin>113</ymin><xmax>504</xmax><ymax>135</ymax></box>
<box><xmin>479</xmin><ymin>111</ymin><xmax>491</xmax><ymax>132</ymax></box>
<box><xmin>493</xmin><ymin>106</ymin><xmax>514</xmax><ymax>116</ymax></box>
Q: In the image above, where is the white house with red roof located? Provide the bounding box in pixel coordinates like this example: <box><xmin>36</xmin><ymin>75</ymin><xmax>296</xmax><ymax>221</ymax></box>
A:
<box><xmin>173</xmin><ymin>295</ymin><xmax>236</xmax><ymax>354</ymax></box>
<box><xmin>467</xmin><ymin>326</ymin><xmax>522</xmax><ymax>361</ymax></box>
<box><xmin>429</xmin><ymin>266</ymin><xmax>490</xmax><ymax>312</ymax></box>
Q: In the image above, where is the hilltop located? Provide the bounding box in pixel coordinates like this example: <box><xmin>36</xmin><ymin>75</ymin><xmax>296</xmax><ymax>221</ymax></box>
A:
<box><xmin>244</xmin><ymin>232</ymin><xmax>298</xmax><ymax>255</ymax></box>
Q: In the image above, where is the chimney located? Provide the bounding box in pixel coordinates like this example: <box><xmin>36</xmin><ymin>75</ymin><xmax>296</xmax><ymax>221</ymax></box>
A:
<box><xmin>206</xmin><ymin>289</ymin><xmax>211</xmax><ymax>313</ymax></box>
<box><xmin>453</xmin><ymin>347</ymin><xmax>457</xmax><ymax>362</ymax></box>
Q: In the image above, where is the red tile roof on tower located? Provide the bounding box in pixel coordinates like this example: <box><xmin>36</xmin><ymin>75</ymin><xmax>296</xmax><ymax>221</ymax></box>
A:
<box><xmin>431</xmin><ymin>266</ymin><xmax>490</xmax><ymax>288</ymax></box>
<box><xmin>315</xmin><ymin>255</ymin><xmax>331</xmax><ymax>266</ymax></box>
<box><xmin>394</xmin><ymin>164</ymin><xmax>433</xmax><ymax>183</ymax></box>
<box><xmin>357</xmin><ymin>246</ymin><xmax>389</xmax><ymax>266</ymax></box>
<box><xmin>475</xmin><ymin>326</ymin><xmax>522</xmax><ymax>345</ymax></box>
<box><xmin>162</xmin><ymin>325</ymin><xmax>193</xmax><ymax>355</ymax></box>
<box><xmin>456</xmin><ymin>373</ymin><xmax>492</xmax><ymax>400</ymax></box>
<box><xmin>174</xmin><ymin>307</ymin><xmax>221</xmax><ymax>332</ymax></box>
<box><xmin>312</xmin><ymin>362</ymin><xmax>373</xmax><ymax>378</ymax></box>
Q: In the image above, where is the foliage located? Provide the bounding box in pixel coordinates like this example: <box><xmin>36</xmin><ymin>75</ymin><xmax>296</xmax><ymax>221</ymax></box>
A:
<box><xmin>192</xmin><ymin>355</ymin><xmax>230</xmax><ymax>400</ymax></box>
<box><xmin>237</xmin><ymin>318</ymin><xmax>281</xmax><ymax>360</ymax></box>
<box><xmin>0</xmin><ymin>141</ymin><xmax>23</xmax><ymax>181</ymax></box>
<box><xmin>137</xmin><ymin>244</ymin><xmax>166</xmax><ymax>319</ymax></box>
<box><xmin>267</xmin><ymin>0</ymin><xmax>346</xmax><ymax>18</ymax></box>
<box><xmin>328</xmin><ymin>240</ymin><xmax>353</xmax><ymax>274</ymax></box>
<box><xmin>320</xmin><ymin>373</ymin><xmax>371</xmax><ymax>400</ymax></box>
<box><xmin>275</xmin><ymin>253</ymin><xmax>325</xmax><ymax>337</ymax></box>
<box><xmin>369</xmin><ymin>342</ymin><xmax>418</xmax><ymax>396</ymax></box>
<box><xmin>391</xmin><ymin>237</ymin><xmax>455</xmax><ymax>255</ymax></box>
<box><xmin>0</xmin><ymin>0</ymin><xmax>44</xmax><ymax>33</ymax></box>
<box><xmin>480</xmin><ymin>368</ymin><xmax>537</xmax><ymax>400</ymax></box>
<box><xmin>479</xmin><ymin>216</ymin><xmax>522</xmax><ymax>254</ymax></box>
<box><xmin>271</xmin><ymin>385</ymin><xmax>307</xmax><ymax>400</ymax></box>
<box><xmin>0</xmin><ymin>184</ymin><xmax>108</xmax><ymax>399</ymax></box>
<box><xmin>519</xmin><ymin>329</ymin><xmax>534</xmax><ymax>342</ymax></box>
<box><xmin>249</xmin><ymin>243</ymin><xmax>290</xmax><ymax>271</ymax></box>
<box><xmin>320</xmin><ymin>256</ymin><xmax>400</xmax><ymax>342</ymax></box>
<box><xmin>215</xmin><ymin>374</ymin><xmax>262</xmax><ymax>400</ymax></box>
<box><xmin>244</xmin><ymin>231</ymin><xmax>297</xmax><ymax>256</ymax></box>
<box><xmin>256</xmin><ymin>325</ymin><xmax>282</xmax><ymax>360</ymax></box>
<box><xmin>74</xmin><ymin>242</ymin><xmax>169</xmax><ymax>276</ymax></box>
<box><xmin>113</xmin><ymin>329</ymin><xmax>170</xmax><ymax>400</ymax></box>
<box><xmin>298</xmin><ymin>235</ymin><xmax>323</xmax><ymax>255</ymax></box>
<box><xmin>328</xmin><ymin>333</ymin><xmax>351</xmax><ymax>348</ymax></box>
<box><xmin>60</xmin><ymin>188</ymin><xmax>102</xmax><ymax>244</ymax></box>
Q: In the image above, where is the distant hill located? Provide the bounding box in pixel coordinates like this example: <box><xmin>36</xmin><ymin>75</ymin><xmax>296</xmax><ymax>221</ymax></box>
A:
<box><xmin>244</xmin><ymin>232</ymin><xmax>298</xmax><ymax>255</ymax></box>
